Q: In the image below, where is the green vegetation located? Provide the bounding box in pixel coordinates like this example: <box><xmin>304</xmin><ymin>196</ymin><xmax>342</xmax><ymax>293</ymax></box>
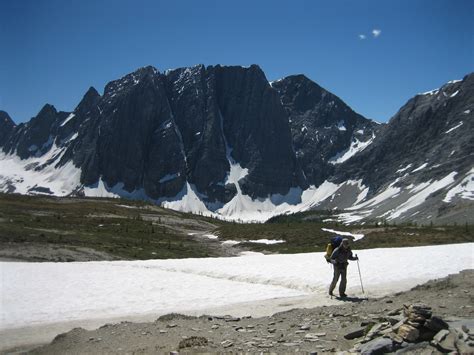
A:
<box><xmin>216</xmin><ymin>210</ymin><xmax>474</xmax><ymax>254</ymax></box>
<box><xmin>0</xmin><ymin>193</ymin><xmax>217</xmax><ymax>260</ymax></box>
<box><xmin>0</xmin><ymin>194</ymin><xmax>472</xmax><ymax>261</ymax></box>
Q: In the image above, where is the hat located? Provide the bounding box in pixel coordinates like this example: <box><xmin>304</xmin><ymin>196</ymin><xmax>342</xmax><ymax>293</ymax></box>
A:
<box><xmin>342</xmin><ymin>238</ymin><xmax>349</xmax><ymax>245</ymax></box>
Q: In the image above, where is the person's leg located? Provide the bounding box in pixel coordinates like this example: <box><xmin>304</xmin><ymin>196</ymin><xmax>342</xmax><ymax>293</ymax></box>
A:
<box><xmin>329</xmin><ymin>265</ymin><xmax>341</xmax><ymax>295</ymax></box>
<box><xmin>339</xmin><ymin>265</ymin><xmax>347</xmax><ymax>296</ymax></box>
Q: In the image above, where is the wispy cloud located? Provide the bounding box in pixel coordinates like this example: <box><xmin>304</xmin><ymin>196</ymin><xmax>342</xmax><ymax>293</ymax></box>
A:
<box><xmin>372</xmin><ymin>29</ymin><xmax>382</xmax><ymax>38</ymax></box>
<box><xmin>358</xmin><ymin>34</ymin><xmax>366</xmax><ymax>40</ymax></box>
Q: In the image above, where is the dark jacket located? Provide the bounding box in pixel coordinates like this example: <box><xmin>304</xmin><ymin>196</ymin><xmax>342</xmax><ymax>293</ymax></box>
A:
<box><xmin>330</xmin><ymin>245</ymin><xmax>357</xmax><ymax>266</ymax></box>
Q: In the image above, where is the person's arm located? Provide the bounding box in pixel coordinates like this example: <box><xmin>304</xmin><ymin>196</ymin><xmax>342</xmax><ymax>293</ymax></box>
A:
<box><xmin>348</xmin><ymin>249</ymin><xmax>358</xmax><ymax>260</ymax></box>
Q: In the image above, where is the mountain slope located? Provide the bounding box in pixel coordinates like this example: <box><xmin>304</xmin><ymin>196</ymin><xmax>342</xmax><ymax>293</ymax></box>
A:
<box><xmin>0</xmin><ymin>66</ymin><xmax>472</xmax><ymax>224</ymax></box>
<box><xmin>271</xmin><ymin>75</ymin><xmax>380</xmax><ymax>186</ymax></box>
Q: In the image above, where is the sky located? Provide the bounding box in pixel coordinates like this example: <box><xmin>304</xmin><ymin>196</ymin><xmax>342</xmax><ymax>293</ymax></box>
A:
<box><xmin>1</xmin><ymin>0</ymin><xmax>473</xmax><ymax>124</ymax></box>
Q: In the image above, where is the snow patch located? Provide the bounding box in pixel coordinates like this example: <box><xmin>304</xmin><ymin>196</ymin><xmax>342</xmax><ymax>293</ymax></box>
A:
<box><xmin>396</xmin><ymin>164</ymin><xmax>412</xmax><ymax>173</ymax></box>
<box><xmin>329</xmin><ymin>135</ymin><xmax>374</xmax><ymax>165</ymax></box>
<box><xmin>412</xmin><ymin>163</ymin><xmax>428</xmax><ymax>173</ymax></box>
<box><xmin>444</xmin><ymin>122</ymin><xmax>463</xmax><ymax>134</ymax></box>
<box><xmin>2</xmin><ymin>243</ymin><xmax>472</xmax><ymax>329</ymax></box>
<box><xmin>443</xmin><ymin>168</ymin><xmax>474</xmax><ymax>202</ymax></box>
<box><xmin>386</xmin><ymin>172</ymin><xmax>458</xmax><ymax>220</ymax></box>
<box><xmin>321</xmin><ymin>228</ymin><xmax>364</xmax><ymax>241</ymax></box>
<box><xmin>0</xmin><ymin>145</ymin><xmax>81</xmax><ymax>196</ymax></box>
<box><xmin>60</xmin><ymin>113</ymin><xmax>76</xmax><ymax>127</ymax></box>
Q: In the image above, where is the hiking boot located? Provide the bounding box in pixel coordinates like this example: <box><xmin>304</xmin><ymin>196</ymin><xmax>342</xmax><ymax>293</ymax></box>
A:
<box><xmin>339</xmin><ymin>293</ymin><xmax>347</xmax><ymax>298</ymax></box>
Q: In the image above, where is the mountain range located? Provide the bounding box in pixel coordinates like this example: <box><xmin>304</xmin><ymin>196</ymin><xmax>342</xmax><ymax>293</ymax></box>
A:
<box><xmin>1</xmin><ymin>65</ymin><xmax>472</xmax><ymax>224</ymax></box>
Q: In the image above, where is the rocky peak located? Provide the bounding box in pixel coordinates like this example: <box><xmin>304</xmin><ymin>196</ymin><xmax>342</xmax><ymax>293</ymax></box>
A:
<box><xmin>0</xmin><ymin>110</ymin><xmax>15</xmax><ymax>146</ymax></box>
<box><xmin>272</xmin><ymin>74</ymin><xmax>379</xmax><ymax>186</ymax></box>
<box><xmin>103</xmin><ymin>66</ymin><xmax>160</xmax><ymax>99</ymax></box>
<box><xmin>337</xmin><ymin>73</ymin><xmax>474</xmax><ymax>193</ymax></box>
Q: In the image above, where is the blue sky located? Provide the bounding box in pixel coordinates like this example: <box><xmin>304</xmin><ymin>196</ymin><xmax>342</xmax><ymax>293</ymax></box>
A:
<box><xmin>1</xmin><ymin>0</ymin><xmax>473</xmax><ymax>123</ymax></box>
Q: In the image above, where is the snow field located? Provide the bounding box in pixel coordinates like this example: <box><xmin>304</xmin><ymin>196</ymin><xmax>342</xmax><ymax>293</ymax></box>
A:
<box><xmin>1</xmin><ymin>243</ymin><xmax>472</xmax><ymax>330</ymax></box>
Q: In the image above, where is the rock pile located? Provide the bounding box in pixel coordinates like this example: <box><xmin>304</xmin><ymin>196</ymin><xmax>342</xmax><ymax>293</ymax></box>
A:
<box><xmin>346</xmin><ymin>303</ymin><xmax>473</xmax><ymax>354</ymax></box>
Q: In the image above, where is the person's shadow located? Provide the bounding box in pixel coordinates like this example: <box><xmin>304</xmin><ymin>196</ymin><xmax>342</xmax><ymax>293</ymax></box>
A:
<box><xmin>334</xmin><ymin>296</ymin><xmax>367</xmax><ymax>303</ymax></box>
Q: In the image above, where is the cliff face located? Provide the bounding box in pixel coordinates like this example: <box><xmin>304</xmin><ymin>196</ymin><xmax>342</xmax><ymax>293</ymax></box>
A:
<box><xmin>1</xmin><ymin>66</ymin><xmax>472</xmax><ymax>224</ymax></box>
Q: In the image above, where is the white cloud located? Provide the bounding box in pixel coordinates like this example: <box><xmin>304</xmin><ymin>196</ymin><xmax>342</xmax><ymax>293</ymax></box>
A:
<box><xmin>372</xmin><ymin>29</ymin><xmax>382</xmax><ymax>38</ymax></box>
<box><xmin>358</xmin><ymin>34</ymin><xmax>366</xmax><ymax>40</ymax></box>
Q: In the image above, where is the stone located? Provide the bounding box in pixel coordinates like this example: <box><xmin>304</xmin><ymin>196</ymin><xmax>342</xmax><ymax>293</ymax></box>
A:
<box><xmin>388</xmin><ymin>332</ymin><xmax>404</xmax><ymax>344</ymax></box>
<box><xmin>359</xmin><ymin>337</ymin><xmax>394</xmax><ymax>355</ymax></box>
<box><xmin>221</xmin><ymin>340</ymin><xmax>234</xmax><ymax>348</ymax></box>
<box><xmin>391</xmin><ymin>319</ymin><xmax>407</xmax><ymax>332</ymax></box>
<box><xmin>167</xmin><ymin>323</ymin><xmax>177</xmax><ymax>328</ymax></box>
<box><xmin>387</xmin><ymin>308</ymin><xmax>401</xmax><ymax>316</ymax></box>
<box><xmin>408</xmin><ymin>313</ymin><xmax>427</xmax><ymax>324</ymax></box>
<box><xmin>406</xmin><ymin>303</ymin><xmax>432</xmax><ymax>319</ymax></box>
<box><xmin>344</xmin><ymin>328</ymin><xmax>366</xmax><ymax>340</ymax></box>
<box><xmin>424</xmin><ymin>316</ymin><xmax>449</xmax><ymax>332</ymax></box>
<box><xmin>398</xmin><ymin>324</ymin><xmax>420</xmax><ymax>342</ymax></box>
<box><xmin>257</xmin><ymin>343</ymin><xmax>274</xmax><ymax>348</ymax></box>
<box><xmin>394</xmin><ymin>341</ymin><xmax>434</xmax><ymax>354</ymax></box>
<box><xmin>433</xmin><ymin>331</ymin><xmax>457</xmax><ymax>352</ymax></box>
<box><xmin>455</xmin><ymin>338</ymin><xmax>473</xmax><ymax>354</ymax></box>
<box><xmin>418</xmin><ymin>327</ymin><xmax>438</xmax><ymax>341</ymax></box>
<box><xmin>367</xmin><ymin>322</ymin><xmax>391</xmax><ymax>338</ymax></box>
<box><xmin>224</xmin><ymin>316</ymin><xmax>240</xmax><ymax>322</ymax></box>
<box><xmin>432</xmin><ymin>329</ymin><xmax>450</xmax><ymax>343</ymax></box>
<box><xmin>268</xmin><ymin>328</ymin><xmax>277</xmax><ymax>333</ymax></box>
<box><xmin>304</xmin><ymin>333</ymin><xmax>320</xmax><ymax>340</ymax></box>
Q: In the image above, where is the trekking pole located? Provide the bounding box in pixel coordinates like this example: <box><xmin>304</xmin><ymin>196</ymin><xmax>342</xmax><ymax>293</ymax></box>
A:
<box><xmin>356</xmin><ymin>258</ymin><xmax>365</xmax><ymax>295</ymax></box>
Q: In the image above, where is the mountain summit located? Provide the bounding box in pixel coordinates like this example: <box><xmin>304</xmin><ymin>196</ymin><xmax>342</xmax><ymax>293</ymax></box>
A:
<box><xmin>1</xmin><ymin>66</ymin><xmax>472</xmax><ymax>224</ymax></box>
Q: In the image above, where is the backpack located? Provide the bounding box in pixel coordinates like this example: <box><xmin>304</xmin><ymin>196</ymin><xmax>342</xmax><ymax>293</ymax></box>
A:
<box><xmin>324</xmin><ymin>236</ymin><xmax>343</xmax><ymax>262</ymax></box>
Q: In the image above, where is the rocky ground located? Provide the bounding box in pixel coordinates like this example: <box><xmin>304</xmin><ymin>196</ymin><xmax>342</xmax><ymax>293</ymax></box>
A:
<box><xmin>16</xmin><ymin>269</ymin><xmax>473</xmax><ymax>354</ymax></box>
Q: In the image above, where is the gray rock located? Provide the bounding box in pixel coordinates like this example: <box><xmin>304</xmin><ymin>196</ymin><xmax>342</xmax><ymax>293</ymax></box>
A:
<box><xmin>433</xmin><ymin>331</ymin><xmax>457</xmax><ymax>352</ymax></box>
<box><xmin>221</xmin><ymin>340</ymin><xmax>234</xmax><ymax>348</ymax></box>
<box><xmin>394</xmin><ymin>341</ymin><xmax>434</xmax><ymax>354</ymax></box>
<box><xmin>424</xmin><ymin>316</ymin><xmax>449</xmax><ymax>332</ymax></box>
<box><xmin>432</xmin><ymin>329</ymin><xmax>450</xmax><ymax>343</ymax></box>
<box><xmin>359</xmin><ymin>337</ymin><xmax>394</xmax><ymax>355</ymax></box>
<box><xmin>344</xmin><ymin>328</ymin><xmax>366</xmax><ymax>340</ymax></box>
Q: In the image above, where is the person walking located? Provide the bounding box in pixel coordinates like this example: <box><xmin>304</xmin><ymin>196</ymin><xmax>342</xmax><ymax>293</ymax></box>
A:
<box><xmin>329</xmin><ymin>238</ymin><xmax>358</xmax><ymax>297</ymax></box>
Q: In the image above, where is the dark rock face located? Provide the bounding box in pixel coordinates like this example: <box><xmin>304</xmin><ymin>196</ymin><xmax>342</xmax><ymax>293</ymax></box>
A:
<box><xmin>2</xmin><ymin>104</ymin><xmax>69</xmax><ymax>159</ymax></box>
<box><xmin>1</xmin><ymin>65</ymin><xmax>310</xmax><ymax>202</ymax></box>
<box><xmin>1</xmin><ymin>65</ymin><xmax>472</xmax><ymax>223</ymax></box>
<box><xmin>0</xmin><ymin>111</ymin><xmax>15</xmax><ymax>147</ymax></box>
<box><xmin>337</xmin><ymin>73</ymin><xmax>474</xmax><ymax>192</ymax></box>
<box><xmin>271</xmin><ymin>75</ymin><xmax>380</xmax><ymax>186</ymax></box>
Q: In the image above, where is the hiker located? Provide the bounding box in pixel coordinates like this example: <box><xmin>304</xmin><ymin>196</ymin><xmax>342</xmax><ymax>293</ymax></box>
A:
<box><xmin>329</xmin><ymin>238</ymin><xmax>358</xmax><ymax>297</ymax></box>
